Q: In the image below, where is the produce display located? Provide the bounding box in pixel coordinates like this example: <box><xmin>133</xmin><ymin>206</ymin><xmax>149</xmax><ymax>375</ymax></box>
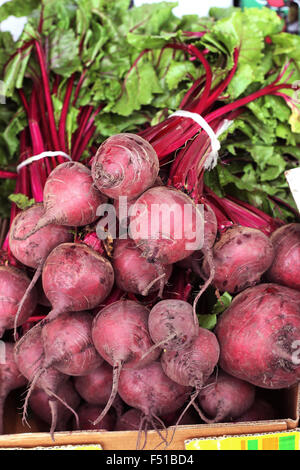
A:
<box><xmin>0</xmin><ymin>0</ymin><xmax>300</xmax><ymax>450</ymax></box>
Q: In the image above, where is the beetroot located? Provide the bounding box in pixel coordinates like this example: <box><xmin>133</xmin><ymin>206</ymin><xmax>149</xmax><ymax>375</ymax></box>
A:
<box><xmin>115</xmin><ymin>406</ymin><xmax>199</xmax><ymax>431</ymax></box>
<box><xmin>36</xmin><ymin>277</ymin><xmax>51</xmax><ymax>307</ymax></box>
<box><xmin>118</xmin><ymin>362</ymin><xmax>192</xmax><ymax>437</ymax></box>
<box><xmin>9</xmin><ymin>203</ymin><xmax>72</xmax><ymax>335</ymax></box>
<box><xmin>74</xmin><ymin>363</ymin><xmax>113</xmax><ymax>406</ymax></box>
<box><xmin>114</xmin><ymin>176</ymin><xmax>163</xmax><ymax>228</ymax></box>
<box><xmin>42</xmin><ymin>243</ymin><xmax>114</xmax><ymax>322</ymax></box>
<box><xmin>129</xmin><ymin>186</ymin><xmax>204</xmax><ymax>265</ymax></box>
<box><xmin>0</xmin><ymin>342</ymin><xmax>26</xmax><ymax>434</ymax></box>
<box><xmin>115</xmin><ymin>409</ymin><xmax>143</xmax><ymax>431</ymax></box>
<box><xmin>91</xmin><ymin>300</ymin><xmax>160</xmax><ymax>425</ymax></box>
<box><xmin>215</xmin><ymin>283</ymin><xmax>300</xmax><ymax>389</ymax></box>
<box><xmin>42</xmin><ymin>311</ymin><xmax>103</xmax><ymax>376</ymax></box>
<box><xmin>29</xmin><ymin>379</ymin><xmax>81</xmax><ymax>431</ymax></box>
<box><xmin>161</xmin><ymin>328</ymin><xmax>220</xmax><ymax>389</ymax></box>
<box><xmin>267</xmin><ymin>223</ymin><xmax>300</xmax><ymax>291</ymax></box>
<box><xmin>14</xmin><ymin>325</ymin><xmax>69</xmax><ymax>438</ymax></box>
<box><xmin>147</xmin><ymin>299</ymin><xmax>199</xmax><ymax>353</ymax></box>
<box><xmin>92</xmin><ymin>133</ymin><xmax>159</xmax><ymax>200</ymax></box>
<box><xmin>202</xmin><ymin>225</ymin><xmax>274</xmax><ymax>294</ymax></box>
<box><xmin>234</xmin><ymin>398</ymin><xmax>276</xmax><ymax>422</ymax></box>
<box><xmin>76</xmin><ymin>403</ymin><xmax>116</xmax><ymax>431</ymax></box>
<box><xmin>9</xmin><ymin>204</ymin><xmax>72</xmax><ymax>269</ymax></box>
<box><xmin>113</xmin><ymin>239</ymin><xmax>172</xmax><ymax>297</ymax></box>
<box><xmin>197</xmin><ymin>370</ymin><xmax>256</xmax><ymax>423</ymax></box>
<box><xmin>74</xmin><ymin>362</ymin><xmax>124</xmax><ymax>419</ymax></box>
<box><xmin>158</xmin><ymin>327</ymin><xmax>220</xmax><ymax>444</ymax></box>
<box><xmin>0</xmin><ymin>266</ymin><xmax>37</xmax><ymax>338</ymax></box>
<box><xmin>17</xmin><ymin>162</ymin><xmax>106</xmax><ymax>240</ymax></box>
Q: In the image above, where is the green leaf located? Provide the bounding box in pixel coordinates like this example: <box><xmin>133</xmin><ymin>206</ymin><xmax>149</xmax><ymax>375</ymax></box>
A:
<box><xmin>165</xmin><ymin>61</ymin><xmax>198</xmax><ymax>90</ymax></box>
<box><xmin>209</xmin><ymin>7</ymin><xmax>239</xmax><ymax>20</ymax></box>
<box><xmin>2</xmin><ymin>111</ymin><xmax>27</xmax><ymax>157</ymax></box>
<box><xmin>271</xmin><ymin>32</ymin><xmax>300</xmax><ymax>62</ymax></box>
<box><xmin>127</xmin><ymin>31</ymin><xmax>177</xmax><ymax>51</ymax></box>
<box><xmin>198</xmin><ymin>313</ymin><xmax>217</xmax><ymax>331</ymax></box>
<box><xmin>288</xmin><ymin>104</ymin><xmax>300</xmax><ymax>133</ymax></box>
<box><xmin>227</xmin><ymin>63</ymin><xmax>254</xmax><ymax>98</ymax></box>
<box><xmin>120</xmin><ymin>2</ymin><xmax>178</xmax><ymax>36</ymax></box>
<box><xmin>8</xmin><ymin>194</ymin><xmax>35</xmax><ymax>210</ymax></box>
<box><xmin>112</xmin><ymin>60</ymin><xmax>162</xmax><ymax>116</ymax></box>
<box><xmin>81</xmin><ymin>24</ymin><xmax>108</xmax><ymax>67</ymax></box>
<box><xmin>203</xmin><ymin>10</ymin><xmax>262</xmax><ymax>64</ymax></box>
<box><xmin>212</xmin><ymin>292</ymin><xmax>232</xmax><ymax>315</ymax></box>
<box><xmin>49</xmin><ymin>30</ymin><xmax>81</xmax><ymax>77</ymax></box>
<box><xmin>0</xmin><ymin>0</ymin><xmax>40</xmax><ymax>20</ymax></box>
<box><xmin>242</xmin><ymin>7</ymin><xmax>283</xmax><ymax>37</ymax></box>
<box><xmin>94</xmin><ymin>111</ymin><xmax>149</xmax><ymax>139</ymax></box>
<box><xmin>0</xmin><ymin>31</ymin><xmax>15</xmax><ymax>80</ymax></box>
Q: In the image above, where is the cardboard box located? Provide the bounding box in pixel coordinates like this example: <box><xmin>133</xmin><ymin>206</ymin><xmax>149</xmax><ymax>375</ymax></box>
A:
<box><xmin>0</xmin><ymin>385</ymin><xmax>299</xmax><ymax>450</ymax></box>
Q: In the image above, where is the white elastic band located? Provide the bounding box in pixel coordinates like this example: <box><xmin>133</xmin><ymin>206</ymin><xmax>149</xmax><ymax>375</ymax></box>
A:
<box><xmin>169</xmin><ymin>110</ymin><xmax>233</xmax><ymax>170</ymax></box>
<box><xmin>17</xmin><ymin>151</ymin><xmax>72</xmax><ymax>172</ymax></box>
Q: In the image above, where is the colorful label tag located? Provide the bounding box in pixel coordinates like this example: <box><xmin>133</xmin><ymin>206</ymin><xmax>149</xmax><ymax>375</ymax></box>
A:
<box><xmin>185</xmin><ymin>431</ymin><xmax>300</xmax><ymax>450</ymax></box>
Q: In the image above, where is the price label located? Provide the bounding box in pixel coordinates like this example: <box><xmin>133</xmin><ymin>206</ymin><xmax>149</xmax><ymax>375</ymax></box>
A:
<box><xmin>185</xmin><ymin>431</ymin><xmax>300</xmax><ymax>450</ymax></box>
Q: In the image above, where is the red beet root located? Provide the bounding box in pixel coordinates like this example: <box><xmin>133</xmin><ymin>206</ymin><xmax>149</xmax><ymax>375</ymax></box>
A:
<box><xmin>0</xmin><ymin>342</ymin><xmax>26</xmax><ymax>434</ymax></box>
<box><xmin>197</xmin><ymin>370</ymin><xmax>256</xmax><ymax>423</ymax></box>
<box><xmin>118</xmin><ymin>361</ymin><xmax>192</xmax><ymax>440</ymax></box>
<box><xmin>91</xmin><ymin>300</ymin><xmax>160</xmax><ymax>426</ymax></box>
<box><xmin>42</xmin><ymin>311</ymin><xmax>103</xmax><ymax>376</ymax></box>
<box><xmin>203</xmin><ymin>226</ymin><xmax>274</xmax><ymax>294</ymax></box>
<box><xmin>161</xmin><ymin>328</ymin><xmax>220</xmax><ymax>389</ymax></box>
<box><xmin>74</xmin><ymin>362</ymin><xmax>113</xmax><ymax>406</ymax></box>
<box><xmin>113</xmin><ymin>238</ymin><xmax>172</xmax><ymax>297</ymax></box>
<box><xmin>267</xmin><ymin>223</ymin><xmax>300</xmax><ymax>291</ymax></box>
<box><xmin>147</xmin><ymin>299</ymin><xmax>199</xmax><ymax>353</ymax></box>
<box><xmin>215</xmin><ymin>283</ymin><xmax>300</xmax><ymax>389</ymax></box>
<box><xmin>129</xmin><ymin>186</ymin><xmax>204</xmax><ymax>265</ymax></box>
<box><xmin>92</xmin><ymin>133</ymin><xmax>159</xmax><ymax>200</ymax></box>
<box><xmin>29</xmin><ymin>379</ymin><xmax>81</xmax><ymax>431</ymax></box>
<box><xmin>0</xmin><ymin>266</ymin><xmax>37</xmax><ymax>338</ymax></box>
<box><xmin>115</xmin><ymin>409</ymin><xmax>143</xmax><ymax>431</ymax></box>
<box><xmin>14</xmin><ymin>326</ymin><xmax>68</xmax><ymax>438</ymax></box>
<box><xmin>9</xmin><ymin>204</ymin><xmax>72</xmax><ymax>269</ymax></box>
<box><xmin>9</xmin><ymin>203</ymin><xmax>72</xmax><ymax>336</ymax></box>
<box><xmin>42</xmin><ymin>243</ymin><xmax>114</xmax><ymax>322</ymax></box>
<box><xmin>234</xmin><ymin>398</ymin><xmax>276</xmax><ymax>422</ymax></box>
<box><xmin>17</xmin><ymin>162</ymin><xmax>106</xmax><ymax>240</ymax></box>
<box><xmin>76</xmin><ymin>403</ymin><xmax>116</xmax><ymax>431</ymax></box>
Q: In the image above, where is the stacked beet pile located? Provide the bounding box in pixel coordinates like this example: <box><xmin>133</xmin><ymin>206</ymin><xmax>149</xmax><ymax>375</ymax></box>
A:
<box><xmin>0</xmin><ymin>132</ymin><xmax>299</xmax><ymax>449</ymax></box>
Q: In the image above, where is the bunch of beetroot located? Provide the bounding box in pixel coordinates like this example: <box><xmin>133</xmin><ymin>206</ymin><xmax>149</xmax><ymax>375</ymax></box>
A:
<box><xmin>0</xmin><ymin>131</ymin><xmax>299</xmax><ymax>448</ymax></box>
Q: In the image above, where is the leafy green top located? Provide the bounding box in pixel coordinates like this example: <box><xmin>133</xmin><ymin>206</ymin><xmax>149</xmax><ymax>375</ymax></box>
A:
<box><xmin>0</xmin><ymin>1</ymin><xmax>299</xmax><ymax>219</ymax></box>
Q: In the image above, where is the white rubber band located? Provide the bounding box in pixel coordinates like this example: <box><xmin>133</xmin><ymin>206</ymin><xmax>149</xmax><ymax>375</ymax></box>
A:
<box><xmin>17</xmin><ymin>151</ymin><xmax>72</xmax><ymax>173</ymax></box>
<box><xmin>169</xmin><ymin>110</ymin><xmax>233</xmax><ymax>170</ymax></box>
